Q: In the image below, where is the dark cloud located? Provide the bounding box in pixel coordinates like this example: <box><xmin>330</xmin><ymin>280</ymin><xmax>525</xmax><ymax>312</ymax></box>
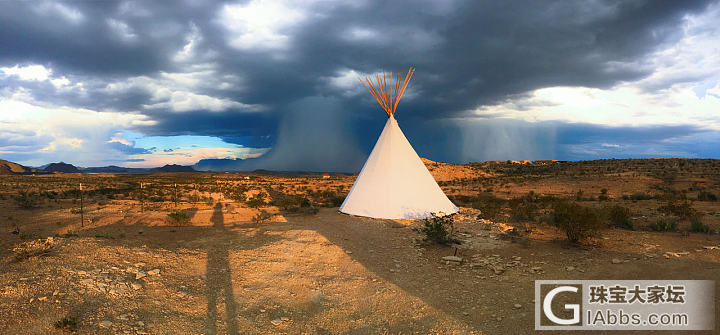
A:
<box><xmin>107</xmin><ymin>141</ymin><xmax>153</xmax><ymax>155</ymax></box>
<box><xmin>0</xmin><ymin>0</ymin><xmax>717</xmax><ymax>169</ymax></box>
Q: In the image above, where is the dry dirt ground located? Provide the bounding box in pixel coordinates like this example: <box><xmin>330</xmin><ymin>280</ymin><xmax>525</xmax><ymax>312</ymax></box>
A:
<box><xmin>1</xmin><ymin>159</ymin><xmax>720</xmax><ymax>334</ymax></box>
<box><xmin>1</xmin><ymin>199</ymin><xmax>719</xmax><ymax>334</ymax></box>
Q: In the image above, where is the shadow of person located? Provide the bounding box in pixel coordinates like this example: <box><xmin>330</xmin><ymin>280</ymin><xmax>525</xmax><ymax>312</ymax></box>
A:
<box><xmin>205</xmin><ymin>202</ymin><xmax>239</xmax><ymax>335</ymax></box>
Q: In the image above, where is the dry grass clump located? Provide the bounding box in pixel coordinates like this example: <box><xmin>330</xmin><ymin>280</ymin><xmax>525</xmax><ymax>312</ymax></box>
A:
<box><xmin>12</xmin><ymin>237</ymin><xmax>56</xmax><ymax>261</ymax></box>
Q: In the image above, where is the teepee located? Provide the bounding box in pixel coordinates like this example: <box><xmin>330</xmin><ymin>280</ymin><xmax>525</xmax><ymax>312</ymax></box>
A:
<box><xmin>339</xmin><ymin>68</ymin><xmax>458</xmax><ymax>219</ymax></box>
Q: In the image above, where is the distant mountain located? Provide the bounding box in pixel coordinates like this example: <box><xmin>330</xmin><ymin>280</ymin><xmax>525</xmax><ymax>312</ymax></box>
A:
<box><xmin>0</xmin><ymin>159</ymin><xmax>30</xmax><ymax>174</ymax></box>
<box><xmin>81</xmin><ymin>165</ymin><xmax>151</xmax><ymax>173</ymax></box>
<box><xmin>43</xmin><ymin>162</ymin><xmax>81</xmax><ymax>173</ymax></box>
<box><xmin>151</xmin><ymin>164</ymin><xmax>196</xmax><ymax>172</ymax></box>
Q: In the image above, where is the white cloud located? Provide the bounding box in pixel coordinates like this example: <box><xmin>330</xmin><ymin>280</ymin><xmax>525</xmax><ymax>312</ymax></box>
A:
<box><xmin>475</xmin><ymin>84</ymin><xmax>720</xmax><ymax>129</ymax></box>
<box><xmin>324</xmin><ymin>68</ymin><xmax>370</xmax><ymax>97</ymax></box>
<box><xmin>0</xmin><ymin>93</ymin><xmax>156</xmax><ymax>166</ymax></box>
<box><xmin>106</xmin><ymin>18</ymin><xmax>137</xmax><ymax>42</ymax></box>
<box><xmin>0</xmin><ymin>64</ymin><xmax>81</xmax><ymax>91</ymax></box>
<box><xmin>107</xmin><ymin>132</ymin><xmax>134</xmax><ymax>146</ymax></box>
<box><xmin>1</xmin><ymin>64</ymin><xmax>52</xmax><ymax>81</ymax></box>
<box><xmin>217</xmin><ymin>0</ymin><xmax>307</xmax><ymax>51</ymax></box>
<box><xmin>50</xmin><ymin>76</ymin><xmax>71</xmax><ymax>89</ymax></box>
<box><xmin>174</xmin><ymin>23</ymin><xmax>207</xmax><ymax>62</ymax></box>
<box><xmin>33</xmin><ymin>1</ymin><xmax>84</xmax><ymax>24</ymax></box>
<box><xmin>473</xmin><ymin>3</ymin><xmax>720</xmax><ymax>130</ymax></box>
<box><xmin>104</xmin><ymin>71</ymin><xmax>255</xmax><ymax>112</ymax></box>
<box><xmin>143</xmin><ymin>90</ymin><xmax>255</xmax><ymax>112</ymax></box>
<box><xmin>125</xmin><ymin>146</ymin><xmax>268</xmax><ymax>168</ymax></box>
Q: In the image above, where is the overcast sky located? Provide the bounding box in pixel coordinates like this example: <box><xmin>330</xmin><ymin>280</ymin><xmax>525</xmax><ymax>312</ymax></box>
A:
<box><xmin>1</xmin><ymin>0</ymin><xmax>719</xmax><ymax>171</ymax></box>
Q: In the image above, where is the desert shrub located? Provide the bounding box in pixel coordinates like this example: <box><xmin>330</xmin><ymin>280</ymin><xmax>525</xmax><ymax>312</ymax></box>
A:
<box><xmin>415</xmin><ymin>213</ymin><xmax>455</xmax><ymax>244</ymax></box>
<box><xmin>227</xmin><ymin>185</ymin><xmax>249</xmax><ymax>202</ymax></box>
<box><xmin>471</xmin><ymin>192</ymin><xmax>505</xmax><ymax>220</ymax></box>
<box><xmin>598</xmin><ymin>188</ymin><xmax>609</xmax><ymax>201</ymax></box>
<box><xmin>651</xmin><ymin>219</ymin><xmax>678</xmax><ymax>232</ymax></box>
<box><xmin>508</xmin><ymin>193</ymin><xmax>539</xmax><ymax>221</ymax></box>
<box><xmin>14</xmin><ymin>190</ymin><xmax>40</xmax><ymax>209</ymax></box>
<box><xmin>631</xmin><ymin>192</ymin><xmax>652</xmax><ymax>200</ymax></box>
<box><xmin>12</xmin><ymin>237</ymin><xmax>55</xmax><ymax>261</ymax></box>
<box><xmin>166</xmin><ymin>210</ymin><xmax>190</xmax><ymax>225</ymax></box>
<box><xmin>272</xmin><ymin>194</ymin><xmax>311</xmax><ymax>212</ymax></box>
<box><xmin>245</xmin><ymin>192</ymin><xmax>267</xmax><ymax>208</ymax></box>
<box><xmin>658</xmin><ymin>200</ymin><xmax>697</xmax><ymax>220</ymax></box>
<box><xmin>605</xmin><ymin>204</ymin><xmax>633</xmax><ymax>230</ymax></box>
<box><xmin>550</xmin><ymin>201</ymin><xmax>602</xmax><ymax>243</ymax></box>
<box><xmin>187</xmin><ymin>193</ymin><xmax>201</xmax><ymax>202</ymax></box>
<box><xmin>252</xmin><ymin>210</ymin><xmax>273</xmax><ymax>224</ymax></box>
<box><xmin>690</xmin><ymin>219</ymin><xmax>710</xmax><ymax>233</ymax></box>
<box><xmin>697</xmin><ymin>191</ymin><xmax>718</xmax><ymax>201</ymax></box>
<box><xmin>311</xmin><ymin>190</ymin><xmax>345</xmax><ymax>207</ymax></box>
<box><xmin>54</xmin><ymin>316</ymin><xmax>78</xmax><ymax>332</ymax></box>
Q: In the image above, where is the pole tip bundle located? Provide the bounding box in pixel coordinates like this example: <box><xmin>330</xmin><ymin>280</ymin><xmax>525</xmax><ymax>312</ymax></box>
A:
<box><xmin>358</xmin><ymin>67</ymin><xmax>415</xmax><ymax>118</ymax></box>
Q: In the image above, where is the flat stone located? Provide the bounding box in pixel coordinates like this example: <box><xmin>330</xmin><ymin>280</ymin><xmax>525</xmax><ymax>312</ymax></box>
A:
<box><xmin>147</xmin><ymin>269</ymin><xmax>160</xmax><ymax>276</ymax></box>
<box><xmin>514</xmin><ymin>304</ymin><xmax>522</xmax><ymax>309</ymax></box>
<box><xmin>442</xmin><ymin>256</ymin><xmax>463</xmax><ymax>262</ymax></box>
<box><xmin>131</xmin><ymin>282</ymin><xmax>142</xmax><ymax>290</ymax></box>
<box><xmin>99</xmin><ymin>321</ymin><xmax>113</xmax><ymax>328</ymax></box>
<box><xmin>135</xmin><ymin>271</ymin><xmax>147</xmax><ymax>280</ymax></box>
<box><xmin>270</xmin><ymin>319</ymin><xmax>283</xmax><ymax>326</ymax></box>
<box><xmin>565</xmin><ymin>266</ymin><xmax>575</xmax><ymax>271</ymax></box>
<box><xmin>611</xmin><ymin>258</ymin><xmax>622</xmax><ymax>264</ymax></box>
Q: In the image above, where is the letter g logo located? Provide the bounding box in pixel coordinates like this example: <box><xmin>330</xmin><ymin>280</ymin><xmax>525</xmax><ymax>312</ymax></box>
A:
<box><xmin>543</xmin><ymin>286</ymin><xmax>580</xmax><ymax>325</ymax></box>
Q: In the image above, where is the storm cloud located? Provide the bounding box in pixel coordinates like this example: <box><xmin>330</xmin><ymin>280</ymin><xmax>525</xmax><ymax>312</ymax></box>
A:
<box><xmin>1</xmin><ymin>0</ymin><xmax>718</xmax><ymax>170</ymax></box>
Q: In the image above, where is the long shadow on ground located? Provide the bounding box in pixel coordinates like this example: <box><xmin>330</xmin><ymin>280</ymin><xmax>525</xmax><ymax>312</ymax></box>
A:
<box><xmin>204</xmin><ymin>202</ymin><xmax>238</xmax><ymax>335</ymax></box>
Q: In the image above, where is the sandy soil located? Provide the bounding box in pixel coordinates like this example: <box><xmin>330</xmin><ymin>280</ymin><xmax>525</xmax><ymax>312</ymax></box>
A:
<box><xmin>1</xmin><ymin>200</ymin><xmax>719</xmax><ymax>334</ymax></box>
<box><xmin>1</xmin><ymin>159</ymin><xmax>719</xmax><ymax>334</ymax></box>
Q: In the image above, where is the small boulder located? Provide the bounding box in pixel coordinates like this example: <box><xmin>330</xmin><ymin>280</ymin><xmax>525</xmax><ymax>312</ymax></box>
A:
<box><xmin>442</xmin><ymin>256</ymin><xmax>463</xmax><ymax>262</ymax></box>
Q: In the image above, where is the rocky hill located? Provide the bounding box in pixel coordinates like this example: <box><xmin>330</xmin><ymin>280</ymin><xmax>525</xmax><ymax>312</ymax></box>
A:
<box><xmin>43</xmin><ymin>162</ymin><xmax>81</xmax><ymax>173</ymax></box>
<box><xmin>0</xmin><ymin>159</ymin><xmax>29</xmax><ymax>174</ymax></box>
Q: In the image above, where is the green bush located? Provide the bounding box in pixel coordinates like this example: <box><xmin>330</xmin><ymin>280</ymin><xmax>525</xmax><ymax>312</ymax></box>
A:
<box><xmin>658</xmin><ymin>201</ymin><xmax>697</xmax><ymax>220</ymax></box>
<box><xmin>550</xmin><ymin>200</ymin><xmax>602</xmax><ymax>243</ymax></box>
<box><xmin>690</xmin><ymin>219</ymin><xmax>710</xmax><ymax>233</ymax></box>
<box><xmin>245</xmin><ymin>192</ymin><xmax>267</xmax><ymax>208</ymax></box>
<box><xmin>166</xmin><ymin>210</ymin><xmax>190</xmax><ymax>225</ymax></box>
<box><xmin>598</xmin><ymin>188</ymin><xmax>609</xmax><ymax>201</ymax></box>
<box><xmin>631</xmin><ymin>192</ymin><xmax>652</xmax><ymax>200</ymax></box>
<box><xmin>252</xmin><ymin>210</ymin><xmax>273</xmax><ymax>224</ymax></box>
<box><xmin>651</xmin><ymin>219</ymin><xmax>677</xmax><ymax>232</ymax></box>
<box><xmin>508</xmin><ymin>193</ymin><xmax>539</xmax><ymax>221</ymax></box>
<box><xmin>272</xmin><ymin>194</ymin><xmax>312</xmax><ymax>212</ymax></box>
<box><xmin>415</xmin><ymin>213</ymin><xmax>455</xmax><ymax>244</ymax></box>
<box><xmin>605</xmin><ymin>204</ymin><xmax>633</xmax><ymax>230</ymax></box>
<box><xmin>53</xmin><ymin>316</ymin><xmax>78</xmax><ymax>332</ymax></box>
<box><xmin>471</xmin><ymin>192</ymin><xmax>505</xmax><ymax>220</ymax></box>
<box><xmin>15</xmin><ymin>190</ymin><xmax>40</xmax><ymax>209</ymax></box>
<box><xmin>697</xmin><ymin>191</ymin><xmax>717</xmax><ymax>201</ymax></box>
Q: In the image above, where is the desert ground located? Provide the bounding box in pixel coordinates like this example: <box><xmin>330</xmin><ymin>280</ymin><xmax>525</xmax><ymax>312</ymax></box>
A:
<box><xmin>1</xmin><ymin>158</ymin><xmax>719</xmax><ymax>334</ymax></box>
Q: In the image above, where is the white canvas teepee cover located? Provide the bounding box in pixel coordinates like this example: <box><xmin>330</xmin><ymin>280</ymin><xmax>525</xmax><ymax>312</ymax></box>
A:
<box><xmin>340</xmin><ymin>116</ymin><xmax>458</xmax><ymax>219</ymax></box>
